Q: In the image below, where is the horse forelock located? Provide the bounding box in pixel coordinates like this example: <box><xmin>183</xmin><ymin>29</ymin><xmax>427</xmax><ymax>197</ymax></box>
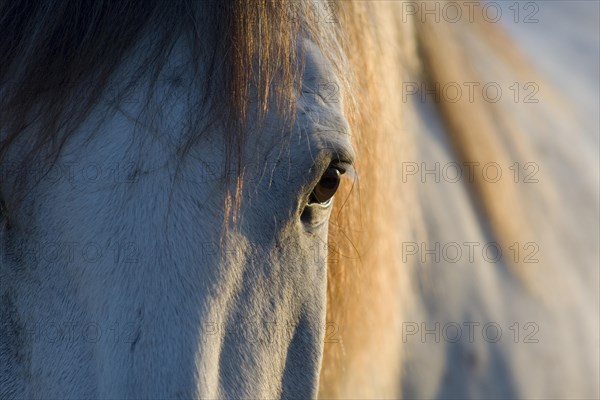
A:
<box><xmin>0</xmin><ymin>0</ymin><xmax>348</xmax><ymax>200</ymax></box>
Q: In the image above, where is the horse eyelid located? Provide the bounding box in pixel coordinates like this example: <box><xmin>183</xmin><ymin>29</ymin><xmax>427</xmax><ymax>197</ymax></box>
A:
<box><xmin>333</xmin><ymin>161</ymin><xmax>356</xmax><ymax>180</ymax></box>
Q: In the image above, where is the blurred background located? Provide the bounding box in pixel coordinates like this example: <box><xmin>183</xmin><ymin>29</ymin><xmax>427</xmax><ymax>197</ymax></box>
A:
<box><xmin>400</xmin><ymin>1</ymin><xmax>599</xmax><ymax>398</ymax></box>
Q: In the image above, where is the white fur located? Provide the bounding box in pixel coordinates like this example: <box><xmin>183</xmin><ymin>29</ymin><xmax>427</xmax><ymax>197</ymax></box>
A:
<box><xmin>0</xmin><ymin>38</ymin><xmax>353</xmax><ymax>398</ymax></box>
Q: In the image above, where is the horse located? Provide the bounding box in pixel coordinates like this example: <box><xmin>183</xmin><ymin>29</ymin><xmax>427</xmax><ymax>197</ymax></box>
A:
<box><xmin>0</xmin><ymin>0</ymin><xmax>598</xmax><ymax>398</ymax></box>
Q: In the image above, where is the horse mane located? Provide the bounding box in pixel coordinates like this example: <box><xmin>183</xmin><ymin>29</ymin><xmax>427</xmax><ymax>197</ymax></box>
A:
<box><xmin>322</xmin><ymin>1</ymin><xmax>596</xmax><ymax>397</ymax></box>
<box><xmin>325</xmin><ymin>0</ymin><xmax>600</xmax><ymax>397</ymax></box>
<box><xmin>415</xmin><ymin>6</ymin><xmax>598</xmax><ymax>300</ymax></box>
<box><xmin>318</xmin><ymin>2</ymin><xmax>417</xmax><ymax>396</ymax></box>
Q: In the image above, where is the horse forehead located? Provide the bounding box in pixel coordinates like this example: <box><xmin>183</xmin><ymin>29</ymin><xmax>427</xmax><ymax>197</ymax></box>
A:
<box><xmin>297</xmin><ymin>40</ymin><xmax>351</xmax><ymax>140</ymax></box>
<box><xmin>301</xmin><ymin>40</ymin><xmax>339</xmax><ymax>84</ymax></box>
<box><xmin>247</xmin><ymin>40</ymin><xmax>351</xmax><ymax>167</ymax></box>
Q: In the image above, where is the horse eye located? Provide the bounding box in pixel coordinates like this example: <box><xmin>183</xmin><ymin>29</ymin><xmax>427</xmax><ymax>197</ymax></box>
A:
<box><xmin>310</xmin><ymin>166</ymin><xmax>343</xmax><ymax>204</ymax></box>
